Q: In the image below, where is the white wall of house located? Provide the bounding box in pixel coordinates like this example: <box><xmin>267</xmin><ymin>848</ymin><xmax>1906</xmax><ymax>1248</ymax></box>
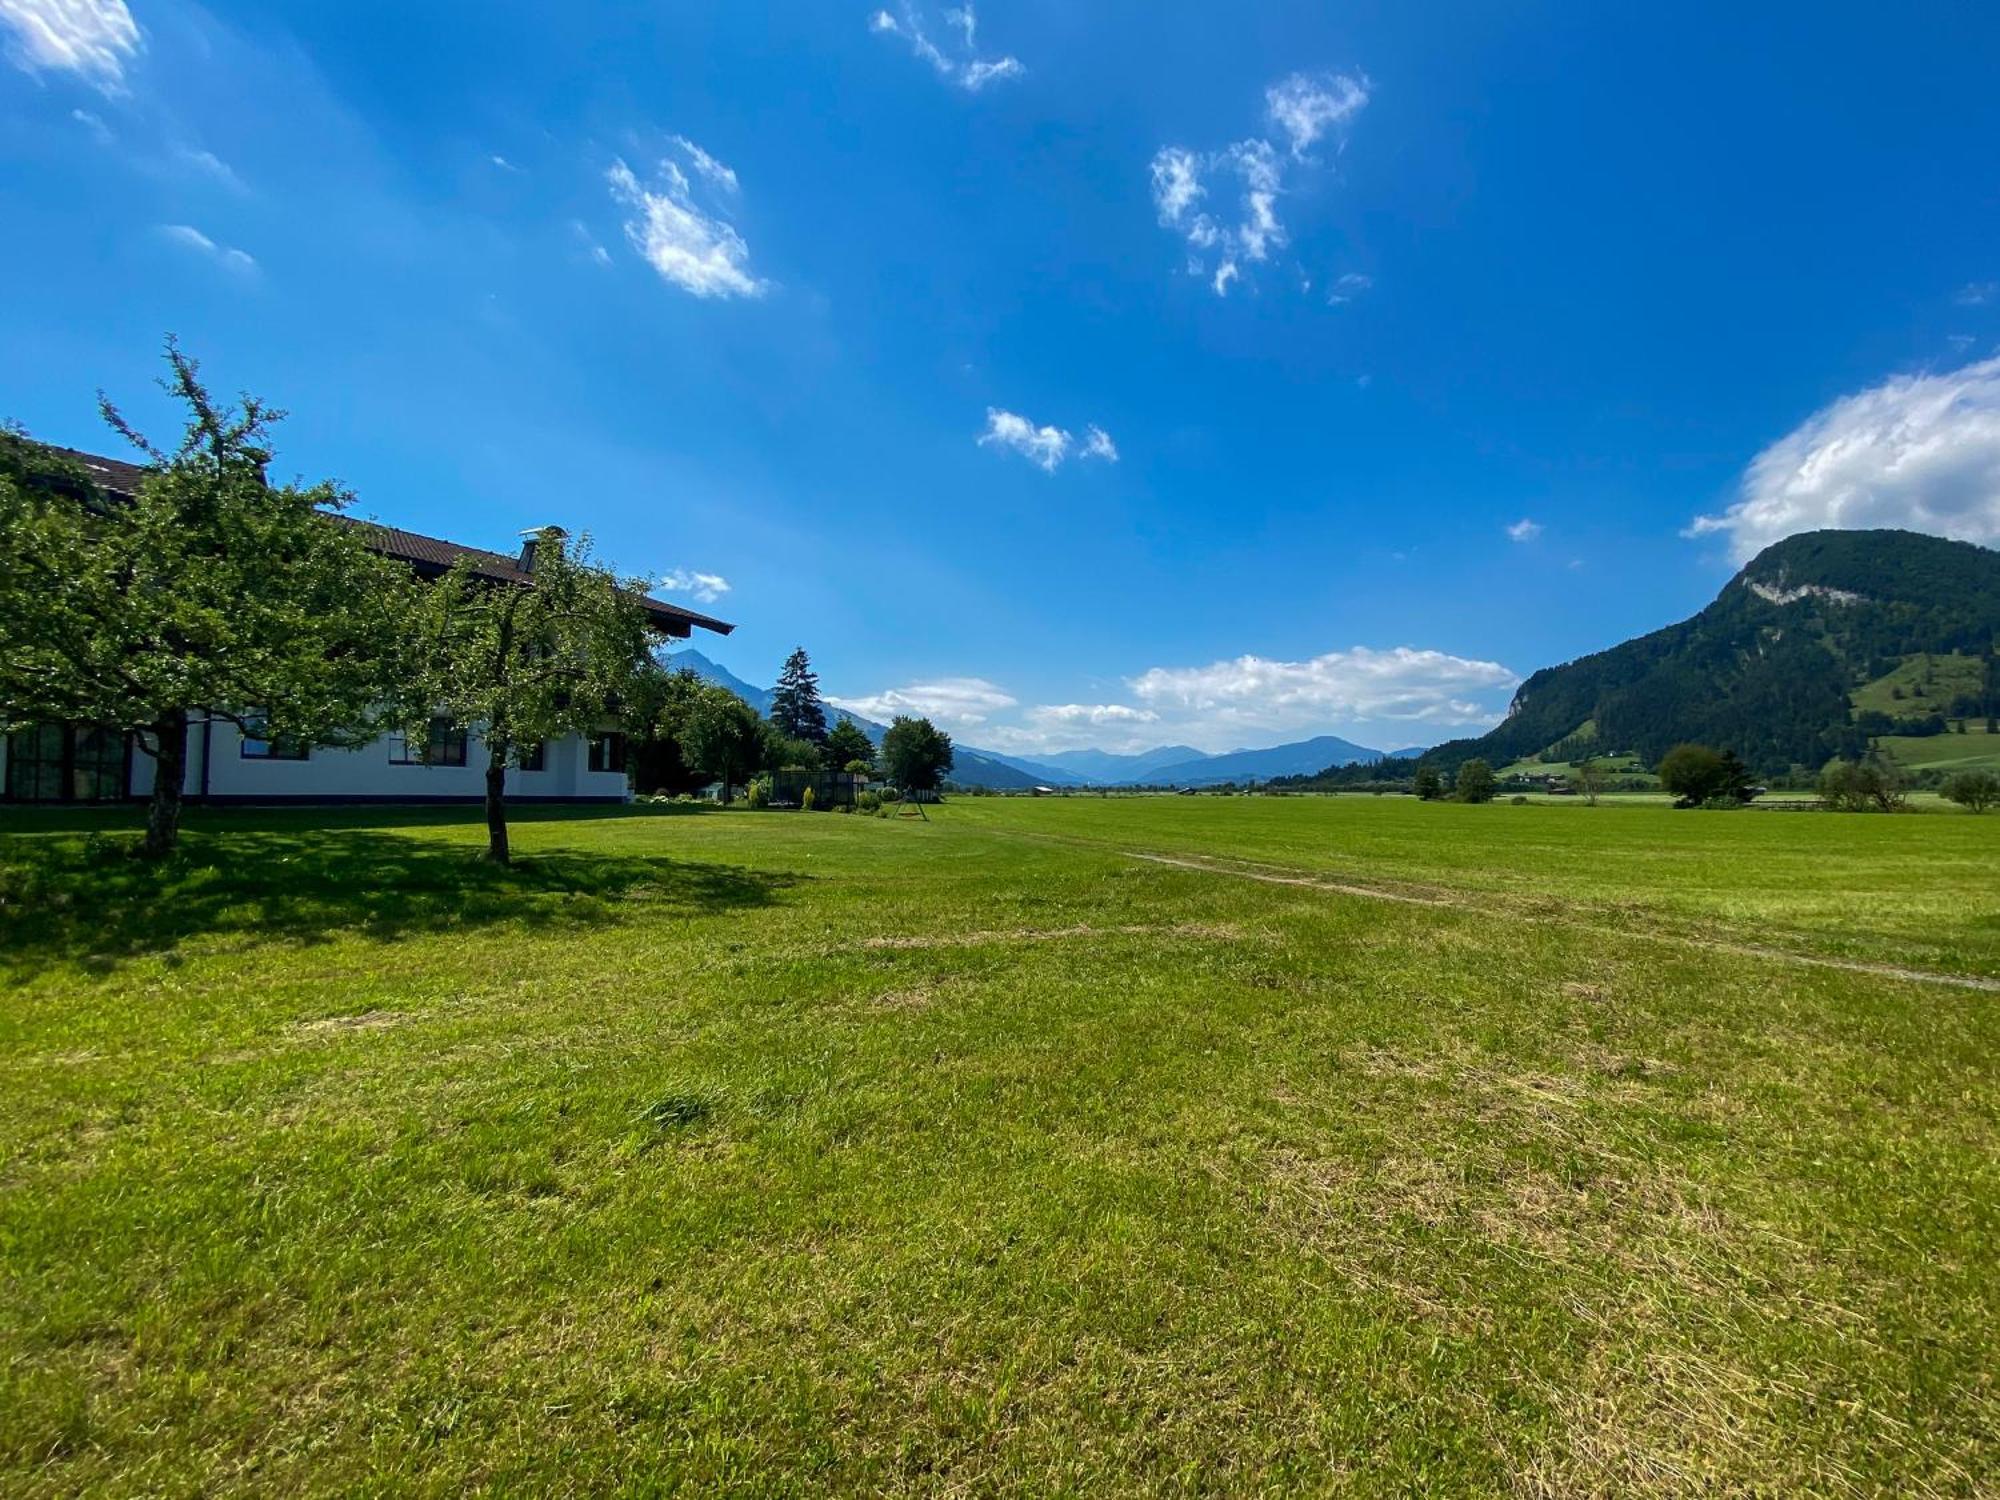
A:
<box><xmin>113</xmin><ymin>717</ymin><xmax>630</xmax><ymax>803</ymax></box>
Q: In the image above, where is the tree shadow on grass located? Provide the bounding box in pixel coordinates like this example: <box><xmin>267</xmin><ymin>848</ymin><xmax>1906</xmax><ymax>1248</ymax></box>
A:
<box><xmin>0</xmin><ymin>812</ymin><xmax>800</xmax><ymax>977</ymax></box>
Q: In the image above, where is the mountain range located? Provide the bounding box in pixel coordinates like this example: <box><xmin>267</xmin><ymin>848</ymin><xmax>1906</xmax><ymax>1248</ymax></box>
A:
<box><xmin>1423</xmin><ymin>529</ymin><xmax>2000</xmax><ymax>777</ymax></box>
<box><xmin>664</xmin><ymin>651</ymin><xmax>1419</xmax><ymax>789</ymax></box>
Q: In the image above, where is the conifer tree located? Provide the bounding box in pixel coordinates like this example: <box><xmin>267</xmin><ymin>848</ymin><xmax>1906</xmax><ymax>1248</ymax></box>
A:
<box><xmin>770</xmin><ymin>646</ymin><xmax>828</xmax><ymax>743</ymax></box>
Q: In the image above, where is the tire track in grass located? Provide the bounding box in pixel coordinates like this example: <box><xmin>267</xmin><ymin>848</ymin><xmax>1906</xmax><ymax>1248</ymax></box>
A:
<box><xmin>1120</xmin><ymin>849</ymin><xmax>2000</xmax><ymax>994</ymax></box>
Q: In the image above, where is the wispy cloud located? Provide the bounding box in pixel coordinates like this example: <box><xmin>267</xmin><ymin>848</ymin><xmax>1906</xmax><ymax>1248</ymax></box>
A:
<box><xmin>174</xmin><ymin>144</ymin><xmax>246</xmax><ymax>193</ymax></box>
<box><xmin>489</xmin><ymin>153</ymin><xmax>521</xmax><ymax>173</ymax></box>
<box><xmin>0</xmin><ymin>0</ymin><xmax>140</xmax><ymax>91</ymax></box>
<box><xmin>1327</xmin><ymin>272</ymin><xmax>1372</xmax><ymax>305</ymax></box>
<box><xmin>158</xmin><ymin>223</ymin><xmax>256</xmax><ymax>274</ymax></box>
<box><xmin>606</xmin><ymin>138</ymin><xmax>765</xmax><ymax>299</ymax></box>
<box><xmin>1505</xmin><ymin>518</ymin><xmax>1543</xmax><ymax>542</ymax></box>
<box><xmin>830</xmin><ymin>677</ymin><xmax>1018</xmax><ymax>728</ymax></box>
<box><xmin>870</xmin><ymin>2</ymin><xmax>1022</xmax><ymax>92</ymax></box>
<box><xmin>658</xmin><ymin>568</ymin><xmax>732</xmax><ymax>604</ymax></box>
<box><xmin>1150</xmin><ymin>70</ymin><xmax>1369</xmax><ymax>298</ymax></box>
<box><xmin>70</xmin><ymin>105</ymin><xmax>111</xmax><ymax>142</ymax></box>
<box><xmin>1953</xmin><ymin>281</ymin><xmax>1996</xmax><ymax>307</ymax></box>
<box><xmin>1687</xmin><ymin>355</ymin><xmax>2000</xmax><ymax>561</ymax></box>
<box><xmin>670</xmin><ymin>135</ymin><xmax>738</xmax><ymax>192</ymax></box>
<box><xmin>1265</xmin><ymin>72</ymin><xmax>1370</xmax><ymax>158</ymax></box>
<box><xmin>977</xmin><ymin>409</ymin><xmax>1118</xmax><ymax>473</ymax></box>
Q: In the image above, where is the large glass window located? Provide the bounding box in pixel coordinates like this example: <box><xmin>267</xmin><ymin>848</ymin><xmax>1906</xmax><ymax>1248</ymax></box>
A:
<box><xmin>5</xmin><ymin>724</ymin><xmax>126</xmax><ymax>803</ymax></box>
<box><xmin>587</xmin><ymin>732</ymin><xmax>626</xmax><ymax>774</ymax></box>
<box><xmin>389</xmin><ymin>718</ymin><xmax>468</xmax><ymax>767</ymax></box>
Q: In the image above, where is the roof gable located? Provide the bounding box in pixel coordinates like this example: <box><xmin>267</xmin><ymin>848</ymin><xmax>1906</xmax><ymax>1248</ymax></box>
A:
<box><xmin>45</xmin><ymin>447</ymin><xmax>732</xmax><ymax>639</ymax></box>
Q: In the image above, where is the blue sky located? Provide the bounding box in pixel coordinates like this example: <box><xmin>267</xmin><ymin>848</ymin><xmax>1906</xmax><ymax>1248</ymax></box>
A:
<box><xmin>4</xmin><ymin>2</ymin><xmax>1998</xmax><ymax>756</ymax></box>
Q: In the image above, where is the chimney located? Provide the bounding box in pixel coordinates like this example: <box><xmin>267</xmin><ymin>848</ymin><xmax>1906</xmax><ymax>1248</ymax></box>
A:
<box><xmin>518</xmin><ymin>525</ymin><xmax>566</xmax><ymax>573</ymax></box>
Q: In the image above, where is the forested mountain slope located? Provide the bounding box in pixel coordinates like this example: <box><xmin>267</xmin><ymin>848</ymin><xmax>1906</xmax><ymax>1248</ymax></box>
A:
<box><xmin>1424</xmin><ymin>530</ymin><xmax>2000</xmax><ymax>776</ymax></box>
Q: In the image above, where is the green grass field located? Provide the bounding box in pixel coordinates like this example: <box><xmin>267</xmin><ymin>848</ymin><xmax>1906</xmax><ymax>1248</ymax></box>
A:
<box><xmin>3</xmin><ymin>797</ymin><xmax>1996</xmax><ymax>1495</ymax></box>
<box><xmin>1850</xmin><ymin>653</ymin><xmax>1986</xmax><ymax>719</ymax></box>
<box><xmin>1876</xmin><ymin>724</ymin><xmax>2000</xmax><ymax>773</ymax></box>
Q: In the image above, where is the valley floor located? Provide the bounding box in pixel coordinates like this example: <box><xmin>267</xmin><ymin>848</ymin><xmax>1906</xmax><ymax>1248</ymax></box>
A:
<box><xmin>2</xmin><ymin>797</ymin><xmax>1995</xmax><ymax>1495</ymax></box>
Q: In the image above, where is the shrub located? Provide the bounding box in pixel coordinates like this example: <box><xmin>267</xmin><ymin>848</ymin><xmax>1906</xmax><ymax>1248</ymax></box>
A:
<box><xmin>1509</xmin><ymin>794</ymin><xmax>1529</xmax><ymax>806</ymax></box>
<box><xmin>1942</xmin><ymin>768</ymin><xmax>1999</xmax><ymax>813</ymax></box>
<box><xmin>856</xmin><ymin>790</ymin><xmax>882</xmax><ymax>813</ymax></box>
<box><xmin>802</xmin><ymin>786</ymin><xmax>817</xmax><ymax>812</ymax></box>
<box><xmin>744</xmin><ymin>776</ymin><xmax>772</xmax><ymax>810</ymax></box>
<box><xmin>1818</xmin><ymin>757</ymin><xmax>1906</xmax><ymax>812</ymax></box>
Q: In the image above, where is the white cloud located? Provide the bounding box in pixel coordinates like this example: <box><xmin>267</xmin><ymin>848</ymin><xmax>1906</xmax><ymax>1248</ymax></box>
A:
<box><xmin>1687</xmin><ymin>356</ymin><xmax>2000</xmax><ymax>561</ymax></box>
<box><xmin>158</xmin><ymin>223</ymin><xmax>255</xmax><ymax>274</ymax></box>
<box><xmin>979</xmin><ymin>408</ymin><xmax>1070</xmax><ymax>471</ymax></box>
<box><xmin>658</xmin><ymin>568</ymin><xmax>731</xmax><ymax>604</ymax></box>
<box><xmin>830</xmin><ymin>677</ymin><xmax>1017</xmax><ymax>728</ymax></box>
<box><xmin>1150</xmin><ymin>70</ymin><xmax>1368</xmax><ymax>297</ymax></box>
<box><xmin>1265</xmin><ymin>71</ymin><xmax>1370</xmax><ymax>159</ymax></box>
<box><xmin>606</xmin><ymin>152</ymin><xmax>765</xmax><ymax>299</ymax></box>
<box><xmin>978</xmin><ymin>409</ymin><xmax>1116</xmax><ymax>472</ymax></box>
<box><xmin>1954</xmin><ymin>281</ymin><xmax>1996</xmax><ymax>307</ymax></box>
<box><xmin>1505</xmin><ymin>518</ymin><xmax>1543</xmax><ymax>542</ymax></box>
<box><xmin>1030</xmin><ymin>703</ymin><xmax>1157</xmax><ymax>727</ymax></box>
<box><xmin>1150</xmin><ymin>147</ymin><xmax>1204</xmax><ymax>226</ymax></box>
<box><xmin>870</xmin><ymin>2</ymin><xmax>1021</xmax><ymax>92</ymax></box>
<box><xmin>489</xmin><ymin>153</ymin><xmax>520</xmax><ymax>173</ymax></box>
<box><xmin>1327</xmin><ymin>271</ymin><xmax>1372</xmax><ymax>304</ymax></box>
<box><xmin>671</xmin><ymin>135</ymin><xmax>738</xmax><ymax>193</ymax></box>
<box><xmin>1129</xmin><ymin>646</ymin><xmax>1518</xmax><ymax>734</ymax></box>
<box><xmin>70</xmin><ymin>104</ymin><xmax>111</xmax><ymax>142</ymax></box>
<box><xmin>0</xmin><ymin>0</ymin><xmax>139</xmax><ymax>91</ymax></box>
<box><xmin>828</xmin><ymin>646</ymin><xmax>1517</xmax><ymax>757</ymax></box>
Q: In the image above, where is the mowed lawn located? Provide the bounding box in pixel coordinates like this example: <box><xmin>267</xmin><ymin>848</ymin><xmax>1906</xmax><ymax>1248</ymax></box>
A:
<box><xmin>1</xmin><ymin>798</ymin><xmax>1995</xmax><ymax>1496</ymax></box>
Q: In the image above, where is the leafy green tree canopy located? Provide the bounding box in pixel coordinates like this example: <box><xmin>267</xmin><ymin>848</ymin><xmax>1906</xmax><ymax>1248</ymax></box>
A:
<box><xmin>402</xmin><ymin>527</ymin><xmax>651</xmax><ymax>862</ymax></box>
<box><xmin>1657</xmin><ymin>744</ymin><xmax>1754</xmax><ymax>807</ymax></box>
<box><xmin>770</xmin><ymin>646</ymin><xmax>828</xmax><ymax>744</ymax></box>
<box><xmin>761</xmin><ymin>722</ymin><xmax>824</xmax><ymax>772</ymax></box>
<box><xmin>1454</xmin><ymin>758</ymin><xmax>1496</xmax><ymax>804</ymax></box>
<box><xmin>1412</xmin><ymin>765</ymin><xmax>1444</xmax><ymax>801</ymax></box>
<box><xmin>0</xmin><ymin>342</ymin><xmax>416</xmax><ymax>857</ymax></box>
<box><xmin>665</xmin><ymin>680</ymin><xmax>764</xmax><ymax>804</ymax></box>
<box><xmin>881</xmin><ymin>715</ymin><xmax>953</xmax><ymax>793</ymax></box>
<box><xmin>823</xmin><ymin>717</ymin><xmax>874</xmax><ymax>771</ymax></box>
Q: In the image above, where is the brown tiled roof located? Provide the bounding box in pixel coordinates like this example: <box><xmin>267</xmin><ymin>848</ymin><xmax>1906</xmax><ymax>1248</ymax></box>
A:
<box><xmin>49</xmin><ymin>447</ymin><xmax>732</xmax><ymax>639</ymax></box>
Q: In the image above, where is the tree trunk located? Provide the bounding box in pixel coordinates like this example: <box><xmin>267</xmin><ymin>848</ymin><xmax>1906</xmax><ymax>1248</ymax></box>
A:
<box><xmin>484</xmin><ymin>741</ymin><xmax>510</xmax><ymax>864</ymax></box>
<box><xmin>140</xmin><ymin>708</ymin><xmax>189</xmax><ymax>860</ymax></box>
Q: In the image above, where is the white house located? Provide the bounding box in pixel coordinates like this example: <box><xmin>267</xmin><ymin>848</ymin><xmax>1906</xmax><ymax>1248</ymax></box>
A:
<box><xmin>0</xmin><ymin>449</ymin><xmax>734</xmax><ymax>806</ymax></box>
